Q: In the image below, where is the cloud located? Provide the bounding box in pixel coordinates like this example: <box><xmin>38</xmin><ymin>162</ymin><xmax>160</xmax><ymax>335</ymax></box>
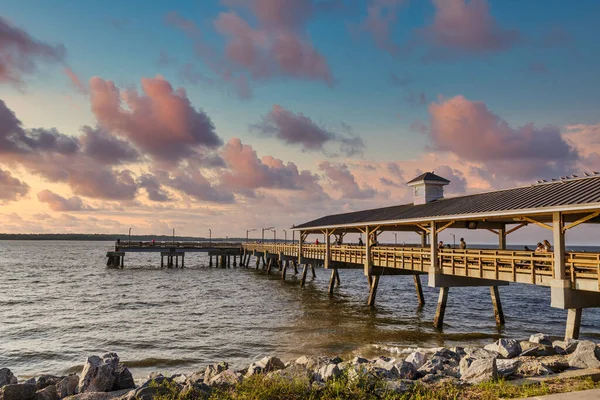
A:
<box><xmin>37</xmin><ymin>189</ymin><xmax>91</xmax><ymax>211</ymax></box>
<box><xmin>89</xmin><ymin>76</ymin><xmax>222</xmax><ymax>163</ymax></box>
<box><xmin>421</xmin><ymin>0</ymin><xmax>519</xmax><ymax>57</ymax></box>
<box><xmin>0</xmin><ymin>16</ymin><xmax>66</xmax><ymax>86</ymax></box>
<box><xmin>251</xmin><ymin>105</ymin><xmax>364</xmax><ymax>156</ymax></box>
<box><xmin>0</xmin><ymin>168</ymin><xmax>29</xmax><ymax>201</ymax></box>
<box><xmin>62</xmin><ymin>67</ymin><xmax>88</xmax><ymax>94</ymax></box>
<box><xmin>156</xmin><ymin>167</ymin><xmax>235</xmax><ymax>204</ymax></box>
<box><xmin>427</xmin><ymin>95</ymin><xmax>579</xmax><ymax>180</ymax></box>
<box><xmin>358</xmin><ymin>0</ymin><xmax>406</xmax><ymax>54</ymax></box>
<box><xmin>80</xmin><ymin>125</ymin><xmax>139</xmax><ymax>165</ymax></box>
<box><xmin>318</xmin><ymin>161</ymin><xmax>377</xmax><ymax>199</ymax></box>
<box><xmin>137</xmin><ymin>173</ymin><xmax>170</xmax><ymax>202</ymax></box>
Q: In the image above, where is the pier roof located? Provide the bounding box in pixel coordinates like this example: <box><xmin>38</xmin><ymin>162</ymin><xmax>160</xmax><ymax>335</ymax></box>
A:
<box><xmin>294</xmin><ymin>175</ymin><xmax>600</xmax><ymax>230</ymax></box>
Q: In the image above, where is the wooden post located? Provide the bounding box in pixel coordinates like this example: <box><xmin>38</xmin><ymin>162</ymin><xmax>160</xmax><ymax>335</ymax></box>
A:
<box><xmin>498</xmin><ymin>225</ymin><xmax>506</xmax><ymax>250</ymax></box>
<box><xmin>420</xmin><ymin>231</ymin><xmax>427</xmax><ymax>247</ymax></box>
<box><xmin>328</xmin><ymin>269</ymin><xmax>336</xmax><ymax>294</ymax></box>
<box><xmin>325</xmin><ymin>228</ymin><xmax>331</xmax><ymax>269</ymax></box>
<box><xmin>433</xmin><ymin>287</ymin><xmax>449</xmax><ymax>328</ymax></box>
<box><xmin>161</xmin><ymin>255</ymin><xmax>164</xmax><ymax>269</ymax></box>
<box><xmin>311</xmin><ymin>264</ymin><xmax>316</xmax><ymax>278</ymax></box>
<box><xmin>490</xmin><ymin>286</ymin><xmax>505</xmax><ymax>325</ymax></box>
<box><xmin>301</xmin><ymin>264</ymin><xmax>308</xmax><ymax>286</ymax></box>
<box><xmin>293</xmin><ymin>260</ymin><xmax>298</xmax><ymax>274</ymax></box>
<box><xmin>553</xmin><ymin>212</ymin><xmax>566</xmax><ymax>280</ymax></box>
<box><xmin>181</xmin><ymin>253</ymin><xmax>185</xmax><ymax>268</ymax></box>
<box><xmin>209</xmin><ymin>255</ymin><xmax>213</xmax><ymax>267</ymax></box>
<box><xmin>121</xmin><ymin>255</ymin><xmax>124</xmax><ymax>269</ymax></box>
<box><xmin>565</xmin><ymin>308</ymin><xmax>582</xmax><ymax>339</ymax></box>
<box><xmin>367</xmin><ymin>275</ymin><xmax>380</xmax><ymax>306</ymax></box>
<box><xmin>233</xmin><ymin>255</ymin><xmax>237</xmax><ymax>267</ymax></box>
<box><xmin>255</xmin><ymin>254</ymin><xmax>260</xmax><ymax>269</ymax></box>
<box><xmin>414</xmin><ymin>275</ymin><xmax>425</xmax><ymax>306</ymax></box>
<box><xmin>298</xmin><ymin>232</ymin><xmax>304</xmax><ymax>265</ymax></box>
<box><xmin>335</xmin><ymin>267</ymin><xmax>340</xmax><ymax>286</ymax></box>
<box><xmin>364</xmin><ymin>226</ymin><xmax>371</xmax><ymax>276</ymax></box>
<box><xmin>281</xmin><ymin>260</ymin><xmax>288</xmax><ymax>279</ymax></box>
<box><xmin>227</xmin><ymin>255</ymin><xmax>231</xmax><ymax>268</ymax></box>
<box><xmin>428</xmin><ymin>221</ymin><xmax>438</xmax><ymax>288</ymax></box>
<box><xmin>266</xmin><ymin>258</ymin><xmax>272</xmax><ymax>274</ymax></box>
<box><xmin>175</xmin><ymin>254</ymin><xmax>179</xmax><ymax>268</ymax></box>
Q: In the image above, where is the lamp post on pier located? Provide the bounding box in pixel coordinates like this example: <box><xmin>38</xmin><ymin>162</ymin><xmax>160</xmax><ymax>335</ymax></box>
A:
<box><xmin>128</xmin><ymin>227</ymin><xmax>131</xmax><ymax>245</ymax></box>
<box><xmin>246</xmin><ymin>228</ymin><xmax>257</xmax><ymax>243</ymax></box>
<box><xmin>283</xmin><ymin>229</ymin><xmax>287</xmax><ymax>243</ymax></box>
<box><xmin>394</xmin><ymin>233</ymin><xmax>397</xmax><ymax>245</ymax></box>
<box><xmin>262</xmin><ymin>226</ymin><xmax>274</xmax><ymax>243</ymax></box>
<box><xmin>451</xmin><ymin>234</ymin><xmax>455</xmax><ymax>249</ymax></box>
<box><xmin>172</xmin><ymin>228</ymin><xmax>175</xmax><ymax>244</ymax></box>
<box><xmin>209</xmin><ymin>229</ymin><xmax>212</xmax><ymax>244</ymax></box>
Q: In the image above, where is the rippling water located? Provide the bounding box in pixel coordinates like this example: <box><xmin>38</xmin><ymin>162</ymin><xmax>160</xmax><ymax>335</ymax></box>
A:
<box><xmin>1</xmin><ymin>240</ymin><xmax>599</xmax><ymax>379</ymax></box>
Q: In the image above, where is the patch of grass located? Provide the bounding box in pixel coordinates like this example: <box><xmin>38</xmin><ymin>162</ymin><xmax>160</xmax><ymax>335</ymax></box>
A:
<box><xmin>149</xmin><ymin>374</ymin><xmax>600</xmax><ymax>400</ymax></box>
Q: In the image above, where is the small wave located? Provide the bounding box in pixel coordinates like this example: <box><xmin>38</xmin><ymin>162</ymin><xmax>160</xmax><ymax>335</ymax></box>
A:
<box><xmin>123</xmin><ymin>357</ymin><xmax>200</xmax><ymax>368</ymax></box>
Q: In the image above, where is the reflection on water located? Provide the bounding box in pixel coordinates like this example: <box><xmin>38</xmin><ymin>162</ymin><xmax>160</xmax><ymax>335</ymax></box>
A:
<box><xmin>0</xmin><ymin>240</ymin><xmax>599</xmax><ymax>379</ymax></box>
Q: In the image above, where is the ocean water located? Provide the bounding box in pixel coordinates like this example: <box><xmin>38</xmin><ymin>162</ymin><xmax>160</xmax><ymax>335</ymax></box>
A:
<box><xmin>1</xmin><ymin>240</ymin><xmax>599</xmax><ymax>379</ymax></box>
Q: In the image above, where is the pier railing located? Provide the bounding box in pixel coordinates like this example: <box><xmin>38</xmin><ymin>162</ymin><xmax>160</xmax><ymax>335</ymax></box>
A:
<box><xmin>116</xmin><ymin>241</ymin><xmax>242</xmax><ymax>249</ymax></box>
<box><xmin>242</xmin><ymin>243</ymin><xmax>600</xmax><ymax>292</ymax></box>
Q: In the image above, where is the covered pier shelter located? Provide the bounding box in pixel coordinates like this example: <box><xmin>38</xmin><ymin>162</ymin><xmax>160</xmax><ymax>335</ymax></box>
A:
<box><xmin>243</xmin><ymin>172</ymin><xmax>600</xmax><ymax>340</ymax></box>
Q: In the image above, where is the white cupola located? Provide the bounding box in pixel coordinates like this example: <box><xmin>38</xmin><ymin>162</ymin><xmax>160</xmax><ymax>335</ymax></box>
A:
<box><xmin>406</xmin><ymin>172</ymin><xmax>450</xmax><ymax>205</ymax></box>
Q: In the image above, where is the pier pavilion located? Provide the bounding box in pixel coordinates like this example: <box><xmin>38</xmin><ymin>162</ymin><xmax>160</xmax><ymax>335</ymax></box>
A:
<box><xmin>242</xmin><ymin>172</ymin><xmax>600</xmax><ymax>340</ymax></box>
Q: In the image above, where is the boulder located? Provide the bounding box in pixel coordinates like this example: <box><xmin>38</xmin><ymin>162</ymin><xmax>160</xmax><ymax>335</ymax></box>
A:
<box><xmin>393</xmin><ymin>361</ymin><xmax>418</xmax><ymax>380</ymax></box>
<box><xmin>62</xmin><ymin>389</ymin><xmax>132</xmax><ymax>399</ymax></box>
<box><xmin>24</xmin><ymin>378</ymin><xmax>37</xmax><ymax>385</ymax></box>
<box><xmin>0</xmin><ymin>369</ymin><xmax>18</xmax><ymax>388</ymax></box>
<box><xmin>351</xmin><ymin>356</ymin><xmax>369</xmax><ymax>365</ymax></box>
<box><xmin>294</xmin><ymin>356</ymin><xmax>311</xmax><ymax>366</ymax></box>
<box><xmin>129</xmin><ymin>386</ymin><xmax>156</xmax><ymax>400</ymax></box>
<box><xmin>36</xmin><ymin>376</ymin><xmax>63</xmax><ymax>391</ymax></box>
<box><xmin>0</xmin><ymin>383</ymin><xmax>37</xmax><ymax>400</ymax></box>
<box><xmin>484</xmin><ymin>339</ymin><xmax>521</xmax><ymax>359</ymax></box>
<box><xmin>317</xmin><ymin>363</ymin><xmax>341</xmax><ymax>382</ymax></box>
<box><xmin>539</xmin><ymin>355</ymin><xmax>570</xmax><ymax>373</ymax></box>
<box><xmin>519</xmin><ymin>341</ymin><xmax>556</xmax><ymax>357</ymax></box>
<box><xmin>553</xmin><ymin>339</ymin><xmax>580</xmax><ymax>355</ymax></box>
<box><xmin>203</xmin><ymin>362</ymin><xmax>228</xmax><ymax>384</ymax></box>
<box><xmin>496</xmin><ymin>359</ymin><xmax>520</xmax><ymax>378</ymax></box>
<box><xmin>515</xmin><ymin>358</ymin><xmax>553</xmax><ymax>377</ymax></box>
<box><xmin>433</xmin><ymin>348</ymin><xmax>460</xmax><ymax>363</ymax></box>
<box><xmin>245</xmin><ymin>356</ymin><xmax>285</xmax><ymax>377</ymax></box>
<box><xmin>529</xmin><ymin>333</ymin><xmax>552</xmax><ymax>346</ymax></box>
<box><xmin>56</xmin><ymin>376</ymin><xmax>79</xmax><ymax>399</ymax></box>
<box><xmin>405</xmin><ymin>351</ymin><xmax>427</xmax><ymax>370</ymax></box>
<box><xmin>267</xmin><ymin>364</ymin><xmax>312</xmax><ymax>383</ymax></box>
<box><xmin>185</xmin><ymin>372</ymin><xmax>204</xmax><ymax>385</ymax></box>
<box><xmin>33</xmin><ymin>385</ymin><xmax>58</xmax><ymax>400</ymax></box>
<box><xmin>459</xmin><ymin>357</ymin><xmax>498</xmax><ymax>384</ymax></box>
<box><xmin>170</xmin><ymin>374</ymin><xmax>188</xmax><ymax>385</ymax></box>
<box><xmin>208</xmin><ymin>370</ymin><xmax>241</xmax><ymax>386</ymax></box>
<box><xmin>78</xmin><ymin>353</ymin><xmax>120</xmax><ymax>393</ymax></box>
<box><xmin>568</xmin><ymin>341</ymin><xmax>600</xmax><ymax>369</ymax></box>
<box><xmin>111</xmin><ymin>365</ymin><xmax>134</xmax><ymax>391</ymax></box>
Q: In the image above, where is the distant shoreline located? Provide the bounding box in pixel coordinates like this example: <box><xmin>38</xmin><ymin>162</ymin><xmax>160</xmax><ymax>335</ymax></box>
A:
<box><xmin>0</xmin><ymin>234</ymin><xmax>243</xmax><ymax>242</ymax></box>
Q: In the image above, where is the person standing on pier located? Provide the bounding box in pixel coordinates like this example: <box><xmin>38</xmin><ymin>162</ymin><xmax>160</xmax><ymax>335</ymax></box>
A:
<box><xmin>460</xmin><ymin>238</ymin><xmax>467</xmax><ymax>249</ymax></box>
<box><xmin>358</xmin><ymin>237</ymin><xmax>364</xmax><ymax>246</ymax></box>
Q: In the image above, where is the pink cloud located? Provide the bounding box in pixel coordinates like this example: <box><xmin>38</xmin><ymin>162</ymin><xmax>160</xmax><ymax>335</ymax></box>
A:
<box><xmin>318</xmin><ymin>161</ymin><xmax>378</xmax><ymax>199</ymax></box>
<box><xmin>62</xmin><ymin>67</ymin><xmax>88</xmax><ymax>94</ymax></box>
<box><xmin>422</xmin><ymin>0</ymin><xmax>519</xmax><ymax>56</ymax></box>
<box><xmin>89</xmin><ymin>76</ymin><xmax>222</xmax><ymax>163</ymax></box>
<box><xmin>0</xmin><ymin>16</ymin><xmax>65</xmax><ymax>86</ymax></box>
<box><xmin>428</xmin><ymin>95</ymin><xmax>579</xmax><ymax>180</ymax></box>
<box><xmin>154</xmin><ymin>167</ymin><xmax>235</xmax><ymax>204</ymax></box>
<box><xmin>37</xmin><ymin>189</ymin><xmax>91</xmax><ymax>211</ymax></box>
<box><xmin>0</xmin><ymin>168</ymin><xmax>29</xmax><ymax>201</ymax></box>
<box><xmin>251</xmin><ymin>104</ymin><xmax>364</xmax><ymax>156</ymax></box>
<box><xmin>79</xmin><ymin>125</ymin><xmax>139</xmax><ymax>165</ymax></box>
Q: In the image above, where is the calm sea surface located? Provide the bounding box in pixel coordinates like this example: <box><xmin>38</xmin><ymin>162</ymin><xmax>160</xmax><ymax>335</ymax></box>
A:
<box><xmin>1</xmin><ymin>240</ymin><xmax>599</xmax><ymax>379</ymax></box>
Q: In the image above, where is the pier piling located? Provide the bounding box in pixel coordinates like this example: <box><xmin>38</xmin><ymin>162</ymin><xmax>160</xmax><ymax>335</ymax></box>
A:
<box><xmin>566</xmin><ymin>308</ymin><xmax>582</xmax><ymax>339</ymax></box>
<box><xmin>367</xmin><ymin>275</ymin><xmax>380</xmax><ymax>306</ymax></box>
<box><xmin>414</xmin><ymin>275</ymin><xmax>425</xmax><ymax>306</ymax></box>
<box><xmin>490</xmin><ymin>286</ymin><xmax>505</xmax><ymax>325</ymax></box>
<box><xmin>433</xmin><ymin>287</ymin><xmax>449</xmax><ymax>328</ymax></box>
<box><xmin>301</xmin><ymin>264</ymin><xmax>308</xmax><ymax>286</ymax></box>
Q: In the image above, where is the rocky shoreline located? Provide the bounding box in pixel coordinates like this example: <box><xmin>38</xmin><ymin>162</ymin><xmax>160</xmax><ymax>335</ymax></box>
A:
<box><xmin>1</xmin><ymin>334</ymin><xmax>600</xmax><ymax>399</ymax></box>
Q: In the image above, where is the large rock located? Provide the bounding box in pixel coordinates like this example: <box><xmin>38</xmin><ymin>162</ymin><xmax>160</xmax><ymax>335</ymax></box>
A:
<box><xmin>515</xmin><ymin>358</ymin><xmax>553</xmax><ymax>377</ymax></box>
<box><xmin>62</xmin><ymin>389</ymin><xmax>132</xmax><ymax>399</ymax></box>
<box><xmin>316</xmin><ymin>363</ymin><xmax>341</xmax><ymax>382</ymax></box>
<box><xmin>0</xmin><ymin>369</ymin><xmax>18</xmax><ymax>388</ymax></box>
<box><xmin>0</xmin><ymin>383</ymin><xmax>37</xmax><ymax>400</ymax></box>
<box><xmin>405</xmin><ymin>351</ymin><xmax>427</xmax><ymax>370</ymax></box>
<box><xmin>484</xmin><ymin>339</ymin><xmax>521</xmax><ymax>359</ymax></box>
<box><xmin>56</xmin><ymin>376</ymin><xmax>79</xmax><ymax>399</ymax></box>
<box><xmin>208</xmin><ymin>370</ymin><xmax>241</xmax><ymax>386</ymax></box>
<box><xmin>203</xmin><ymin>362</ymin><xmax>228</xmax><ymax>384</ymax></box>
<box><xmin>78</xmin><ymin>353</ymin><xmax>120</xmax><ymax>393</ymax></box>
<box><xmin>393</xmin><ymin>361</ymin><xmax>418</xmax><ymax>380</ymax></box>
<box><xmin>36</xmin><ymin>376</ymin><xmax>63</xmax><ymax>391</ymax></box>
<box><xmin>496</xmin><ymin>359</ymin><xmax>520</xmax><ymax>378</ymax></box>
<box><xmin>519</xmin><ymin>341</ymin><xmax>555</xmax><ymax>357</ymax></box>
<box><xmin>245</xmin><ymin>357</ymin><xmax>285</xmax><ymax>377</ymax></box>
<box><xmin>553</xmin><ymin>339</ymin><xmax>580</xmax><ymax>355</ymax></box>
<box><xmin>33</xmin><ymin>385</ymin><xmax>58</xmax><ymax>400</ymax></box>
<box><xmin>459</xmin><ymin>357</ymin><xmax>498</xmax><ymax>384</ymax></box>
<box><xmin>111</xmin><ymin>365</ymin><xmax>134</xmax><ymax>391</ymax></box>
<box><xmin>529</xmin><ymin>333</ymin><xmax>552</xmax><ymax>346</ymax></box>
<box><xmin>267</xmin><ymin>364</ymin><xmax>312</xmax><ymax>383</ymax></box>
<box><xmin>568</xmin><ymin>340</ymin><xmax>600</xmax><ymax>369</ymax></box>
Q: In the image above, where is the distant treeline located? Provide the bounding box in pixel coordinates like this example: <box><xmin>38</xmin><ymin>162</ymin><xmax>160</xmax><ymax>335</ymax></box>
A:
<box><xmin>0</xmin><ymin>234</ymin><xmax>246</xmax><ymax>242</ymax></box>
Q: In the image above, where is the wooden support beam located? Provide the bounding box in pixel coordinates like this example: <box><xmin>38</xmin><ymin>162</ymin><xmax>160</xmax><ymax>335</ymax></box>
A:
<box><xmin>416</xmin><ymin>223</ymin><xmax>431</xmax><ymax>234</ymax></box>
<box><xmin>522</xmin><ymin>216</ymin><xmax>553</xmax><ymax>231</ymax></box>
<box><xmin>328</xmin><ymin>269</ymin><xmax>336</xmax><ymax>294</ymax></box>
<box><xmin>301</xmin><ymin>264</ymin><xmax>308</xmax><ymax>286</ymax></box>
<box><xmin>506</xmin><ymin>222</ymin><xmax>527</xmax><ymax>236</ymax></box>
<box><xmin>553</xmin><ymin>212</ymin><xmax>566</xmax><ymax>280</ymax></box>
<box><xmin>367</xmin><ymin>275</ymin><xmax>380</xmax><ymax>306</ymax></box>
<box><xmin>564</xmin><ymin>212</ymin><xmax>600</xmax><ymax>232</ymax></box>
<box><xmin>433</xmin><ymin>287</ymin><xmax>449</xmax><ymax>328</ymax></box>
<box><xmin>490</xmin><ymin>286</ymin><xmax>505</xmax><ymax>325</ymax></box>
<box><xmin>436</xmin><ymin>221</ymin><xmax>455</xmax><ymax>234</ymax></box>
<box><xmin>565</xmin><ymin>308</ymin><xmax>582</xmax><ymax>340</ymax></box>
<box><xmin>487</xmin><ymin>228</ymin><xmax>499</xmax><ymax>235</ymax></box>
<box><xmin>414</xmin><ymin>275</ymin><xmax>425</xmax><ymax>306</ymax></box>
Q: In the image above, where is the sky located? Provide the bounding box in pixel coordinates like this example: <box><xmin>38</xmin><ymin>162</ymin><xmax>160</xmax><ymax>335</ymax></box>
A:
<box><xmin>1</xmin><ymin>0</ymin><xmax>599</xmax><ymax>244</ymax></box>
